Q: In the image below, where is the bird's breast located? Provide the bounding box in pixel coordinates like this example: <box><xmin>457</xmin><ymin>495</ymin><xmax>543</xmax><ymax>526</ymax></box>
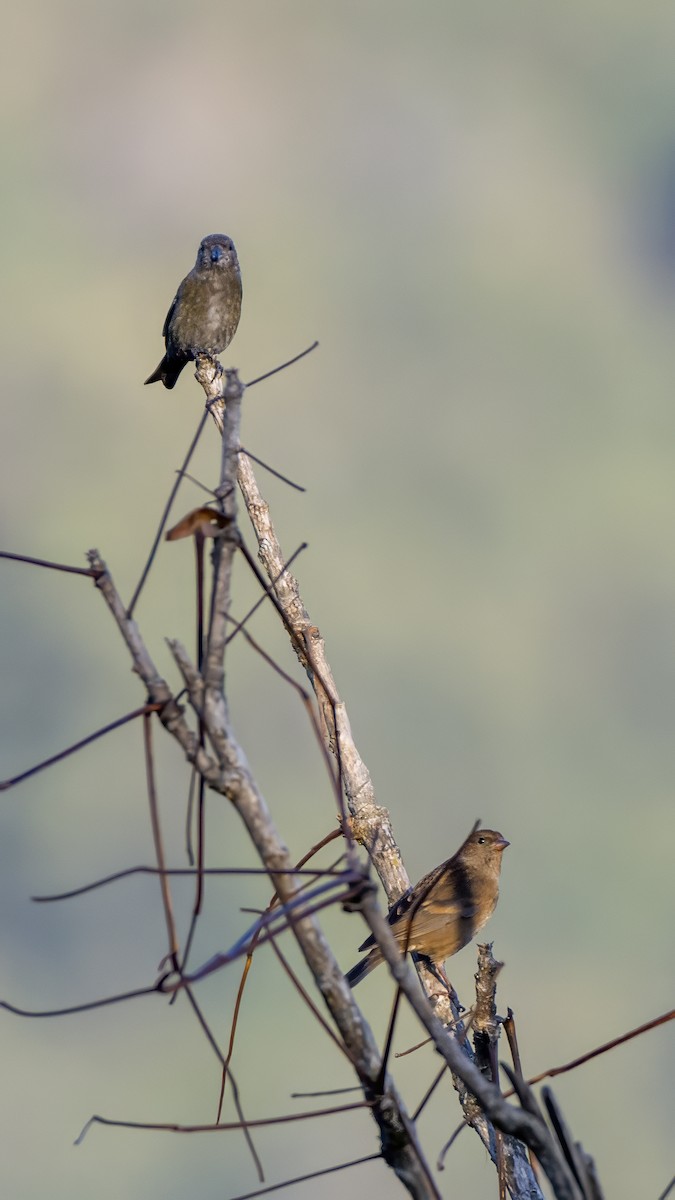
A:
<box><xmin>170</xmin><ymin>271</ymin><xmax>242</xmax><ymax>355</ymax></box>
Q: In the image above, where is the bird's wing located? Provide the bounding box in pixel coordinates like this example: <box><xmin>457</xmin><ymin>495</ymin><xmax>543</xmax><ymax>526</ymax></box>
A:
<box><xmin>161</xmin><ymin>291</ymin><xmax>180</xmax><ymax>339</ymax></box>
<box><xmin>357</xmin><ymin>861</ymin><xmax>478</xmax><ymax>952</ymax></box>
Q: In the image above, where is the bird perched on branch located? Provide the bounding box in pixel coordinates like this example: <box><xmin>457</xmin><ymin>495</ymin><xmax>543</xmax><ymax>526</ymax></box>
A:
<box><xmin>145</xmin><ymin>233</ymin><xmax>242</xmax><ymax>389</ymax></box>
<box><xmin>345</xmin><ymin>828</ymin><xmax>509</xmax><ymax>988</ymax></box>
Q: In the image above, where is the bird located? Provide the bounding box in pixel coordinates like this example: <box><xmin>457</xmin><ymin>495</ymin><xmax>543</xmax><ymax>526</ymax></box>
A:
<box><xmin>145</xmin><ymin>233</ymin><xmax>242</xmax><ymax>389</ymax></box>
<box><xmin>345</xmin><ymin>828</ymin><xmax>509</xmax><ymax>988</ymax></box>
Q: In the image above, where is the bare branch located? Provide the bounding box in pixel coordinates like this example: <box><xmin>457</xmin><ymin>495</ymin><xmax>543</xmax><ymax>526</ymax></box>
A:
<box><xmin>357</xmin><ymin>888</ymin><xmax>578</xmax><ymax>1199</ymax></box>
<box><xmin>84</xmin><ymin>365</ymin><xmax>443</xmax><ymax>1199</ymax></box>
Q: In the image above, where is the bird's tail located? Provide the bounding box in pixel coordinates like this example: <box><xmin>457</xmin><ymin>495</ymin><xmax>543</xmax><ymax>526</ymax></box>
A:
<box><xmin>144</xmin><ymin>356</ymin><xmax>168</xmax><ymax>386</ymax></box>
<box><xmin>144</xmin><ymin>354</ymin><xmax>186</xmax><ymax>389</ymax></box>
<box><xmin>345</xmin><ymin>948</ymin><xmax>382</xmax><ymax>988</ymax></box>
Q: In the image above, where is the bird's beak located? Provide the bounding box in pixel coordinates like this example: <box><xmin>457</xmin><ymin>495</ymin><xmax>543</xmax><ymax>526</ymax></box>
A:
<box><xmin>210</xmin><ymin>245</ymin><xmax>223</xmax><ymax>263</ymax></box>
<box><xmin>496</xmin><ymin>838</ymin><xmax>510</xmax><ymax>851</ymax></box>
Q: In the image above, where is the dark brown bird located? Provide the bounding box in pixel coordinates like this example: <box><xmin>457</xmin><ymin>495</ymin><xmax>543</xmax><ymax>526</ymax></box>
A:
<box><xmin>345</xmin><ymin>828</ymin><xmax>509</xmax><ymax>987</ymax></box>
<box><xmin>145</xmin><ymin>233</ymin><xmax>242</xmax><ymax>389</ymax></box>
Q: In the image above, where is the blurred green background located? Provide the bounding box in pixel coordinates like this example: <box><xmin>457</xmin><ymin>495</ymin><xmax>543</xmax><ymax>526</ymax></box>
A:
<box><xmin>1</xmin><ymin>3</ymin><xmax>674</xmax><ymax>1198</ymax></box>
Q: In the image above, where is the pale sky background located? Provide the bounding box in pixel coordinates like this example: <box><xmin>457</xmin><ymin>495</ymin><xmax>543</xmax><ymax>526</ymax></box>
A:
<box><xmin>1</xmin><ymin>4</ymin><xmax>674</xmax><ymax>1199</ymax></box>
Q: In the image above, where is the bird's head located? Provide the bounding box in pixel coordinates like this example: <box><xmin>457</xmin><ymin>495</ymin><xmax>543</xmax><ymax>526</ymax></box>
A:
<box><xmin>461</xmin><ymin>828</ymin><xmax>510</xmax><ymax>873</ymax></box>
<box><xmin>195</xmin><ymin>233</ymin><xmax>239</xmax><ymax>273</ymax></box>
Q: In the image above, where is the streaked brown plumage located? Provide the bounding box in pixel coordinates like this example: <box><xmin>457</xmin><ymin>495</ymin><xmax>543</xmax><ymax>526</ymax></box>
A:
<box><xmin>145</xmin><ymin>233</ymin><xmax>242</xmax><ymax>389</ymax></box>
<box><xmin>345</xmin><ymin>828</ymin><xmax>509</xmax><ymax>987</ymax></box>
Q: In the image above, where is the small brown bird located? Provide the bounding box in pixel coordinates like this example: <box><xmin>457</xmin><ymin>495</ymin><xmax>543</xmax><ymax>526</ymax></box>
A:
<box><xmin>345</xmin><ymin>828</ymin><xmax>509</xmax><ymax>988</ymax></box>
<box><xmin>145</xmin><ymin>233</ymin><xmax>242</xmax><ymax>389</ymax></box>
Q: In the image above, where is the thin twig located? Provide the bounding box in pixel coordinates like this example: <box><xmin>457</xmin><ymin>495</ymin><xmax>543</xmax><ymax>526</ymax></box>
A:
<box><xmin>244</xmin><ymin>341</ymin><xmax>318</xmax><ymax>389</ymax></box>
<box><xmin>0</xmin><ymin>984</ymin><xmax>165</xmax><ymax>1018</ymax></box>
<box><xmin>0</xmin><ymin>551</ymin><xmax>100</xmax><ymax>577</ymax></box>
<box><xmin>75</xmin><ymin>1100</ymin><xmax>373</xmax><ymax>1142</ymax></box>
<box><xmin>437</xmin><ymin>1120</ymin><xmax>466</xmax><ymax>1170</ymax></box>
<box><xmin>127</xmin><ymin>402</ymin><xmax>215</xmax><ymax>617</ymax></box>
<box><xmin>239</xmin><ymin>447</ymin><xmax>306</xmax><ymax>492</ymax></box>
<box><xmin>225</xmin><ymin>541</ymin><xmax>308</xmax><ymax>646</ymax></box>
<box><xmin>523</xmin><ymin>1009</ymin><xmax>675</xmax><ymax>1088</ymax></box>
<box><xmin>143</xmin><ymin>712</ymin><xmax>179</xmax><ymax>961</ymax></box>
<box><xmin>215</xmin><ymin>822</ymin><xmax>346</xmax><ymax>1120</ymax></box>
<box><xmin>217</xmin><ymin>1152</ymin><xmax>381</xmax><ymax>1200</ymax></box>
<box><xmin>32</xmin><ymin>863</ymin><xmax>347</xmax><ymax>903</ymax></box>
<box><xmin>176</xmin><ymin>877</ymin><xmax>363</xmax><ymax>985</ymax></box>
<box><xmin>0</xmin><ymin>704</ymin><xmax>162</xmax><ymax>791</ymax></box>
<box><xmin>179</xmin><ymin>981</ymin><xmax>264</xmax><ymax>1181</ymax></box>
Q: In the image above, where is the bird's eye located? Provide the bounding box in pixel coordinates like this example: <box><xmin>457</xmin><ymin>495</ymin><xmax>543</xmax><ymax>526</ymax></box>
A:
<box><xmin>477</xmin><ymin>836</ymin><xmax>486</xmax><ymax>844</ymax></box>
